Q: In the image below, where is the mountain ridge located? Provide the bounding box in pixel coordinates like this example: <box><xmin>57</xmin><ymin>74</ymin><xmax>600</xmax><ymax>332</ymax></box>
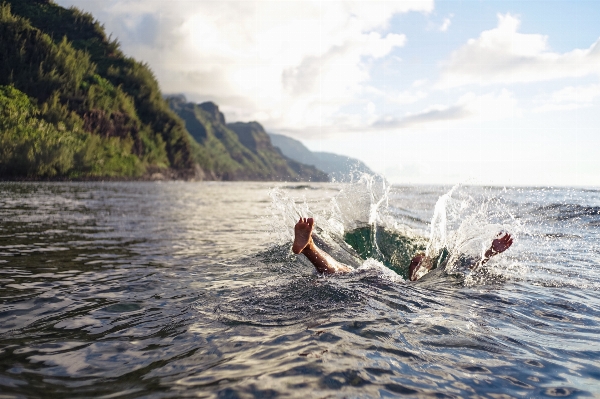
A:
<box><xmin>167</xmin><ymin>96</ymin><xmax>328</xmax><ymax>181</ymax></box>
<box><xmin>268</xmin><ymin>133</ymin><xmax>374</xmax><ymax>182</ymax></box>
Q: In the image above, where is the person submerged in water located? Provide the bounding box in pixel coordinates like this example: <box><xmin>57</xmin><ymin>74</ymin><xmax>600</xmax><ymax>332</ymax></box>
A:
<box><xmin>292</xmin><ymin>217</ymin><xmax>514</xmax><ymax>281</ymax></box>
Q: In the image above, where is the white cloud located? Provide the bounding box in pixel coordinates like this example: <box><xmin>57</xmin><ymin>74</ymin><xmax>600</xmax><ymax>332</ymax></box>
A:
<box><xmin>374</xmin><ymin>105</ymin><xmax>470</xmax><ymax>129</ymax></box>
<box><xmin>550</xmin><ymin>83</ymin><xmax>600</xmax><ymax>103</ymax></box>
<box><xmin>393</xmin><ymin>89</ymin><xmax>428</xmax><ymax>105</ymax></box>
<box><xmin>439</xmin><ymin>13</ymin><xmax>600</xmax><ymax>88</ymax></box>
<box><xmin>55</xmin><ymin>0</ymin><xmax>433</xmax><ymax>133</ymax></box>
<box><xmin>460</xmin><ymin>89</ymin><xmax>520</xmax><ymax>121</ymax></box>
<box><xmin>372</xmin><ymin>89</ymin><xmax>519</xmax><ymax>129</ymax></box>
<box><xmin>439</xmin><ymin>16</ymin><xmax>452</xmax><ymax>32</ymax></box>
<box><xmin>534</xmin><ymin>83</ymin><xmax>600</xmax><ymax>112</ymax></box>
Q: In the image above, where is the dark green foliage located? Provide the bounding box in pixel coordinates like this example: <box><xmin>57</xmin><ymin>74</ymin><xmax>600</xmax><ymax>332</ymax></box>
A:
<box><xmin>0</xmin><ymin>6</ymin><xmax>94</xmax><ymax>101</ymax></box>
<box><xmin>103</xmin><ymin>60</ymin><xmax>194</xmax><ymax>169</ymax></box>
<box><xmin>0</xmin><ymin>85</ymin><xmax>143</xmax><ymax>178</ymax></box>
<box><xmin>0</xmin><ymin>1</ymin><xmax>193</xmax><ymax>176</ymax></box>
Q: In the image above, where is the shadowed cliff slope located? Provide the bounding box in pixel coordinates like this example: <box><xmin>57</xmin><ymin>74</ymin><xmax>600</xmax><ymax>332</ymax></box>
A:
<box><xmin>168</xmin><ymin>96</ymin><xmax>328</xmax><ymax>181</ymax></box>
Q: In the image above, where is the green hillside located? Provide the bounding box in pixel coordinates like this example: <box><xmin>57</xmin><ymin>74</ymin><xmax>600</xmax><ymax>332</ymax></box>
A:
<box><xmin>227</xmin><ymin>121</ymin><xmax>328</xmax><ymax>181</ymax></box>
<box><xmin>0</xmin><ymin>0</ymin><xmax>200</xmax><ymax>178</ymax></box>
<box><xmin>168</xmin><ymin>96</ymin><xmax>328</xmax><ymax>181</ymax></box>
<box><xmin>0</xmin><ymin>84</ymin><xmax>141</xmax><ymax>177</ymax></box>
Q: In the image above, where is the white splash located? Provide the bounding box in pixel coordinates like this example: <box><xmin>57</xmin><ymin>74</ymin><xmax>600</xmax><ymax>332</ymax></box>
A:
<box><xmin>354</xmin><ymin>258</ymin><xmax>405</xmax><ymax>283</ymax></box>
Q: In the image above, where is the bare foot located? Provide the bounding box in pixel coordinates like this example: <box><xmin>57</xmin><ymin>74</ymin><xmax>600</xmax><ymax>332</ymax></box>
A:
<box><xmin>490</xmin><ymin>232</ymin><xmax>513</xmax><ymax>255</ymax></box>
<box><xmin>409</xmin><ymin>253</ymin><xmax>433</xmax><ymax>281</ymax></box>
<box><xmin>292</xmin><ymin>217</ymin><xmax>353</xmax><ymax>274</ymax></box>
<box><xmin>472</xmin><ymin>231</ymin><xmax>514</xmax><ymax>270</ymax></box>
<box><xmin>292</xmin><ymin>217</ymin><xmax>314</xmax><ymax>254</ymax></box>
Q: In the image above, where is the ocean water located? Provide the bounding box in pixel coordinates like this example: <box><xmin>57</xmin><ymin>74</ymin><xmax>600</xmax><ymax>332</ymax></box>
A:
<box><xmin>0</xmin><ymin>180</ymin><xmax>599</xmax><ymax>398</ymax></box>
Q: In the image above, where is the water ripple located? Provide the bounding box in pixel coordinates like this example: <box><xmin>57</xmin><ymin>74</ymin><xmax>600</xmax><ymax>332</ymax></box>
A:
<box><xmin>1</xmin><ymin>183</ymin><xmax>599</xmax><ymax>398</ymax></box>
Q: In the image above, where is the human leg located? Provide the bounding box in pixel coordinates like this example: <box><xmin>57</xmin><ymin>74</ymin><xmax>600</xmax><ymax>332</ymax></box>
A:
<box><xmin>293</xmin><ymin>218</ymin><xmax>353</xmax><ymax>274</ymax></box>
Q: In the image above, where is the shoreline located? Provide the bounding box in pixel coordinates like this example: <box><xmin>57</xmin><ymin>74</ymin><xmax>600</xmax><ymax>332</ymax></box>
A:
<box><xmin>0</xmin><ymin>169</ymin><xmax>330</xmax><ymax>183</ymax></box>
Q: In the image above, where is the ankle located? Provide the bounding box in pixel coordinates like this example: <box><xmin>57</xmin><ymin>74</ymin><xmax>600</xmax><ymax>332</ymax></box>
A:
<box><xmin>301</xmin><ymin>241</ymin><xmax>315</xmax><ymax>254</ymax></box>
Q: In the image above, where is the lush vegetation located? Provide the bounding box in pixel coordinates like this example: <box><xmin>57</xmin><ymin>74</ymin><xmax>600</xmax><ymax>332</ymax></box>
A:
<box><xmin>0</xmin><ymin>0</ymin><xmax>193</xmax><ymax>178</ymax></box>
<box><xmin>0</xmin><ymin>0</ymin><xmax>327</xmax><ymax>181</ymax></box>
<box><xmin>227</xmin><ymin>121</ymin><xmax>329</xmax><ymax>181</ymax></box>
<box><xmin>0</xmin><ymin>85</ymin><xmax>142</xmax><ymax>177</ymax></box>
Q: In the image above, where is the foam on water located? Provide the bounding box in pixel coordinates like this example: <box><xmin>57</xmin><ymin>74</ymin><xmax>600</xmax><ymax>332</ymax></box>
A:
<box><xmin>353</xmin><ymin>258</ymin><xmax>405</xmax><ymax>283</ymax></box>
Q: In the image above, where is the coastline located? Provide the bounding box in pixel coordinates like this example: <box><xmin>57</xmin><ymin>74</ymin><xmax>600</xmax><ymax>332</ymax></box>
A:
<box><xmin>0</xmin><ymin>166</ymin><xmax>330</xmax><ymax>183</ymax></box>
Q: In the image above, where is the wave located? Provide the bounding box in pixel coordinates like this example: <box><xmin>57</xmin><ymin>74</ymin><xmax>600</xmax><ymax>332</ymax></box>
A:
<box><xmin>534</xmin><ymin>203</ymin><xmax>600</xmax><ymax>222</ymax></box>
<box><xmin>343</xmin><ymin>226</ymin><xmax>426</xmax><ymax>279</ymax></box>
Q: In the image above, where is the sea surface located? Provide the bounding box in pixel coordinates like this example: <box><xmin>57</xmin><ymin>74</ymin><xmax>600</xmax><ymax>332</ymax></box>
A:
<box><xmin>0</xmin><ymin>180</ymin><xmax>599</xmax><ymax>398</ymax></box>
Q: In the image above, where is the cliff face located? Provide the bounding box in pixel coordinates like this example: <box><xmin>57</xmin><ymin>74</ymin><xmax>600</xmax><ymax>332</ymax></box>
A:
<box><xmin>169</xmin><ymin>97</ymin><xmax>328</xmax><ymax>182</ymax></box>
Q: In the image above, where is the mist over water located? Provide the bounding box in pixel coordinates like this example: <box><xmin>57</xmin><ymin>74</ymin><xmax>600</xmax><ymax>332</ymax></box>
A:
<box><xmin>1</xmin><ymin>181</ymin><xmax>599</xmax><ymax>398</ymax></box>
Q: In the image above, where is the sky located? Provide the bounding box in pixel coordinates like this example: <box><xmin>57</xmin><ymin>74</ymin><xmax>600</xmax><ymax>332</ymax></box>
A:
<box><xmin>55</xmin><ymin>0</ymin><xmax>600</xmax><ymax>187</ymax></box>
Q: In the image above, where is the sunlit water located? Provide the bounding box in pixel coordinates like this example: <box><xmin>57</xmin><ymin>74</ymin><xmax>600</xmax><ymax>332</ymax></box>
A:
<box><xmin>1</xmin><ymin>181</ymin><xmax>599</xmax><ymax>398</ymax></box>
